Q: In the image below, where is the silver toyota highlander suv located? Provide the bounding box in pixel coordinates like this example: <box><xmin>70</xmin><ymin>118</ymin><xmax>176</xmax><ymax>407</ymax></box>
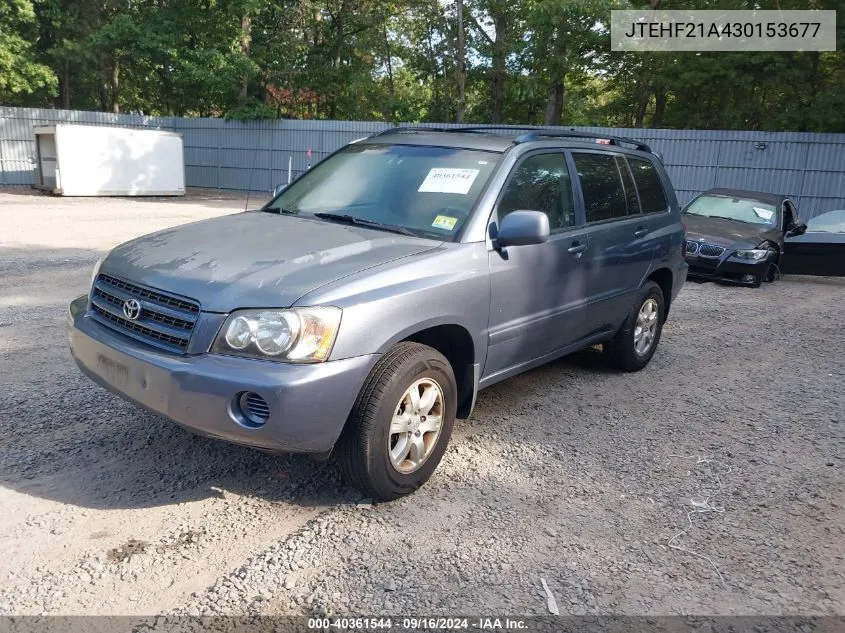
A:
<box><xmin>68</xmin><ymin>127</ymin><xmax>687</xmax><ymax>500</ymax></box>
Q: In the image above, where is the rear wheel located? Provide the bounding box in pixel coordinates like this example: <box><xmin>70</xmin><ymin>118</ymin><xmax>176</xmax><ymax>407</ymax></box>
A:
<box><xmin>336</xmin><ymin>342</ymin><xmax>457</xmax><ymax>501</ymax></box>
<box><xmin>603</xmin><ymin>281</ymin><xmax>665</xmax><ymax>372</ymax></box>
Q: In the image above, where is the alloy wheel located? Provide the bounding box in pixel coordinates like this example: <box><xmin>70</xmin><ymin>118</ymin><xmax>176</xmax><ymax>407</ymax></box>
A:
<box><xmin>634</xmin><ymin>298</ymin><xmax>659</xmax><ymax>355</ymax></box>
<box><xmin>387</xmin><ymin>378</ymin><xmax>444</xmax><ymax>474</ymax></box>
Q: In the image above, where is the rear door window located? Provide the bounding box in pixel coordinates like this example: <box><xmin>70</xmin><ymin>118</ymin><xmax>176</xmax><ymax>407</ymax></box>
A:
<box><xmin>626</xmin><ymin>157</ymin><xmax>668</xmax><ymax>214</ymax></box>
<box><xmin>572</xmin><ymin>152</ymin><xmax>628</xmax><ymax>223</ymax></box>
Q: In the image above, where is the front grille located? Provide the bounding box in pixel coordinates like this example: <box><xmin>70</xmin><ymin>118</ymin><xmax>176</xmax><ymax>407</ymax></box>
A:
<box><xmin>685</xmin><ymin>241</ymin><xmax>699</xmax><ymax>255</ymax></box>
<box><xmin>89</xmin><ymin>274</ymin><xmax>200</xmax><ymax>353</ymax></box>
<box><xmin>91</xmin><ymin>305</ymin><xmax>193</xmax><ymax>349</ymax></box>
<box><xmin>97</xmin><ymin>274</ymin><xmax>199</xmax><ymax>314</ymax></box>
<box><xmin>698</xmin><ymin>243</ymin><xmax>726</xmax><ymax>257</ymax></box>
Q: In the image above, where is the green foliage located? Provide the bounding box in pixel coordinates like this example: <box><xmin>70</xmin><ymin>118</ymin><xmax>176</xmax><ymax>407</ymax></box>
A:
<box><xmin>0</xmin><ymin>0</ymin><xmax>57</xmax><ymax>103</ymax></box>
<box><xmin>225</xmin><ymin>100</ymin><xmax>278</xmax><ymax>121</ymax></box>
<box><xmin>1</xmin><ymin>0</ymin><xmax>843</xmax><ymax>130</ymax></box>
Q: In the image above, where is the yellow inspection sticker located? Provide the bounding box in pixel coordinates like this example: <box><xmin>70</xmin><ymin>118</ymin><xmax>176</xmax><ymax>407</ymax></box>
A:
<box><xmin>432</xmin><ymin>215</ymin><xmax>458</xmax><ymax>231</ymax></box>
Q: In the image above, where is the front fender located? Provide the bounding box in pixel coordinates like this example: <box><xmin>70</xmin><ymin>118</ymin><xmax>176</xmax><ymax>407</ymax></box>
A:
<box><xmin>375</xmin><ymin>315</ymin><xmax>483</xmax><ymax>356</ymax></box>
<box><xmin>297</xmin><ymin>243</ymin><xmax>491</xmax><ymax>367</ymax></box>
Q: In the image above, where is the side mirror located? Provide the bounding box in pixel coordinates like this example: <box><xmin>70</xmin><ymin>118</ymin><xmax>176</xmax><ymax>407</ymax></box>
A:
<box><xmin>494</xmin><ymin>211</ymin><xmax>550</xmax><ymax>248</ymax></box>
<box><xmin>272</xmin><ymin>183</ymin><xmax>287</xmax><ymax>197</ymax></box>
<box><xmin>788</xmin><ymin>221</ymin><xmax>807</xmax><ymax>236</ymax></box>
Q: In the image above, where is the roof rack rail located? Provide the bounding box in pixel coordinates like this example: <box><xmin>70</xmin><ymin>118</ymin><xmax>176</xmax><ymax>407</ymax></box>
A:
<box><xmin>369</xmin><ymin>125</ymin><xmax>652</xmax><ymax>153</ymax></box>
<box><xmin>372</xmin><ymin>126</ymin><xmax>449</xmax><ymax>136</ymax></box>
<box><xmin>440</xmin><ymin>126</ymin><xmax>547</xmax><ymax>134</ymax></box>
<box><xmin>377</xmin><ymin>125</ymin><xmax>543</xmax><ymax>135</ymax></box>
<box><xmin>512</xmin><ymin>129</ymin><xmax>651</xmax><ymax>153</ymax></box>
<box><xmin>411</xmin><ymin>125</ymin><xmax>652</xmax><ymax>152</ymax></box>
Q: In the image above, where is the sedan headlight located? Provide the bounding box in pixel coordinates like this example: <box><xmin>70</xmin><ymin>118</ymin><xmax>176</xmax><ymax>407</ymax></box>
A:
<box><xmin>733</xmin><ymin>248</ymin><xmax>769</xmax><ymax>260</ymax></box>
<box><xmin>212</xmin><ymin>307</ymin><xmax>342</xmax><ymax>362</ymax></box>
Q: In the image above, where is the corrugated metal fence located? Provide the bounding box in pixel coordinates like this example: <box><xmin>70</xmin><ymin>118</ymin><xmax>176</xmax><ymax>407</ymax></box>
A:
<box><xmin>2</xmin><ymin>106</ymin><xmax>844</xmax><ymax>219</ymax></box>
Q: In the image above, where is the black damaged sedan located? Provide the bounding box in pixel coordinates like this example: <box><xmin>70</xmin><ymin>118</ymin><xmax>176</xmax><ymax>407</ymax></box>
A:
<box><xmin>682</xmin><ymin>188</ymin><xmax>806</xmax><ymax>287</ymax></box>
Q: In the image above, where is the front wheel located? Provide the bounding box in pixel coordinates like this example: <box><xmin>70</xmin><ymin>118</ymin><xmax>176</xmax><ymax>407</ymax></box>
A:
<box><xmin>336</xmin><ymin>342</ymin><xmax>457</xmax><ymax>501</ymax></box>
<box><xmin>762</xmin><ymin>249</ymin><xmax>780</xmax><ymax>283</ymax></box>
<box><xmin>603</xmin><ymin>281</ymin><xmax>665</xmax><ymax>372</ymax></box>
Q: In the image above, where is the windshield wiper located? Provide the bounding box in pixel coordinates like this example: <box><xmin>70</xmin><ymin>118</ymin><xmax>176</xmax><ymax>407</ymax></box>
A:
<box><xmin>266</xmin><ymin>206</ymin><xmax>300</xmax><ymax>215</ymax></box>
<box><xmin>706</xmin><ymin>215</ymin><xmax>748</xmax><ymax>222</ymax></box>
<box><xmin>312</xmin><ymin>213</ymin><xmax>418</xmax><ymax>237</ymax></box>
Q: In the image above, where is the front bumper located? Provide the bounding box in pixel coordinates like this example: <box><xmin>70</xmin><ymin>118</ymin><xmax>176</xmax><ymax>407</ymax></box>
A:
<box><xmin>685</xmin><ymin>252</ymin><xmax>771</xmax><ymax>286</ymax></box>
<box><xmin>68</xmin><ymin>295</ymin><xmax>378</xmax><ymax>453</ymax></box>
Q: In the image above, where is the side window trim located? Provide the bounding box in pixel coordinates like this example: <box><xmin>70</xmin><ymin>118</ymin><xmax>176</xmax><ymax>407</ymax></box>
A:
<box><xmin>616</xmin><ymin>155</ymin><xmax>641</xmax><ymax>216</ymax></box>
<box><xmin>783</xmin><ymin>199</ymin><xmax>800</xmax><ymax>228</ymax></box>
<box><xmin>569</xmin><ymin>149</ymin><xmax>633</xmax><ymax>227</ymax></box>
<box><xmin>492</xmin><ymin>149</ymin><xmax>582</xmax><ymax>235</ymax></box>
<box><xmin>565</xmin><ymin>151</ymin><xmax>586</xmax><ymax>228</ymax></box>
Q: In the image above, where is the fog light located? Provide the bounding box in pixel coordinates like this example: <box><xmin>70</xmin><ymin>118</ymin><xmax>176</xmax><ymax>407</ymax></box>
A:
<box><xmin>231</xmin><ymin>391</ymin><xmax>270</xmax><ymax>428</ymax></box>
<box><xmin>742</xmin><ymin>274</ymin><xmax>756</xmax><ymax>283</ymax></box>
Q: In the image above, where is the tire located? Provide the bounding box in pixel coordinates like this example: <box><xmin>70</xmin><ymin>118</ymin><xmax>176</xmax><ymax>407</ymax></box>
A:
<box><xmin>603</xmin><ymin>281</ymin><xmax>665</xmax><ymax>372</ymax></box>
<box><xmin>336</xmin><ymin>342</ymin><xmax>457</xmax><ymax>501</ymax></box>
<box><xmin>763</xmin><ymin>248</ymin><xmax>780</xmax><ymax>283</ymax></box>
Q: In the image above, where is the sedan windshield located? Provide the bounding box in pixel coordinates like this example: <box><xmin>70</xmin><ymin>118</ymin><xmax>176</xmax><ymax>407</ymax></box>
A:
<box><xmin>684</xmin><ymin>194</ymin><xmax>777</xmax><ymax>226</ymax></box>
<box><xmin>807</xmin><ymin>209</ymin><xmax>845</xmax><ymax>233</ymax></box>
<box><xmin>265</xmin><ymin>144</ymin><xmax>500</xmax><ymax>239</ymax></box>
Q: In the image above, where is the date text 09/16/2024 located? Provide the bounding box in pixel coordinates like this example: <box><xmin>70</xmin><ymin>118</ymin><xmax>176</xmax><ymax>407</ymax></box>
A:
<box><xmin>306</xmin><ymin>617</ymin><xmax>529</xmax><ymax>630</ymax></box>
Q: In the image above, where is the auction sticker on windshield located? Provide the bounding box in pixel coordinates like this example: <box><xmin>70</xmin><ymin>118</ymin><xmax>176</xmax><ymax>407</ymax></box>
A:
<box><xmin>754</xmin><ymin>207</ymin><xmax>774</xmax><ymax>220</ymax></box>
<box><xmin>432</xmin><ymin>215</ymin><xmax>458</xmax><ymax>231</ymax></box>
<box><xmin>418</xmin><ymin>168</ymin><xmax>479</xmax><ymax>194</ymax></box>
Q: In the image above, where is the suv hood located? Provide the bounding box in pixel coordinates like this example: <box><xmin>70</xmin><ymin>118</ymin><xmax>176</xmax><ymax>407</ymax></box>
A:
<box><xmin>99</xmin><ymin>212</ymin><xmax>442</xmax><ymax>312</ymax></box>
<box><xmin>683</xmin><ymin>213</ymin><xmax>780</xmax><ymax>249</ymax></box>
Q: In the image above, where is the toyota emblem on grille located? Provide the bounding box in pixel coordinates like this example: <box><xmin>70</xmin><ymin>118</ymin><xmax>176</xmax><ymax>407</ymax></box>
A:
<box><xmin>123</xmin><ymin>299</ymin><xmax>141</xmax><ymax>320</ymax></box>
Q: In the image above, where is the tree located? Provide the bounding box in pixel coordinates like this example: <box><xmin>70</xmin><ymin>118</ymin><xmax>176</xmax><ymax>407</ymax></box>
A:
<box><xmin>1</xmin><ymin>0</ymin><xmax>842</xmax><ymax>131</ymax></box>
<box><xmin>0</xmin><ymin>0</ymin><xmax>57</xmax><ymax>104</ymax></box>
<box><xmin>468</xmin><ymin>0</ymin><xmax>520</xmax><ymax>123</ymax></box>
<box><xmin>525</xmin><ymin>0</ymin><xmax>610</xmax><ymax>125</ymax></box>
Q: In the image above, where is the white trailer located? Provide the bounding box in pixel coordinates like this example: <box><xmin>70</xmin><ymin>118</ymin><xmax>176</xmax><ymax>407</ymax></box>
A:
<box><xmin>33</xmin><ymin>124</ymin><xmax>185</xmax><ymax>196</ymax></box>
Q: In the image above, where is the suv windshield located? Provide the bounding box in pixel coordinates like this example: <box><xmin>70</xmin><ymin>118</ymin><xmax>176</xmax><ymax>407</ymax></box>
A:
<box><xmin>684</xmin><ymin>194</ymin><xmax>777</xmax><ymax>226</ymax></box>
<box><xmin>265</xmin><ymin>143</ymin><xmax>500</xmax><ymax>239</ymax></box>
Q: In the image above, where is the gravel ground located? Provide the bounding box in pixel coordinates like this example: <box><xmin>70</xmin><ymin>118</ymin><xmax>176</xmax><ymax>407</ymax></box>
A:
<box><xmin>0</xmin><ymin>189</ymin><xmax>843</xmax><ymax>618</ymax></box>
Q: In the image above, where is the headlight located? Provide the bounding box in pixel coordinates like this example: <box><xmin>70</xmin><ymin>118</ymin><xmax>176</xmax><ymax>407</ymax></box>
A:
<box><xmin>212</xmin><ymin>307</ymin><xmax>342</xmax><ymax>362</ymax></box>
<box><xmin>734</xmin><ymin>248</ymin><xmax>769</xmax><ymax>260</ymax></box>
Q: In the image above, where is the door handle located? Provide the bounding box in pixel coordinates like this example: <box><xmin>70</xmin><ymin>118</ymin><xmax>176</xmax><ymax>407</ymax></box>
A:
<box><xmin>634</xmin><ymin>227</ymin><xmax>649</xmax><ymax>238</ymax></box>
<box><xmin>567</xmin><ymin>242</ymin><xmax>587</xmax><ymax>255</ymax></box>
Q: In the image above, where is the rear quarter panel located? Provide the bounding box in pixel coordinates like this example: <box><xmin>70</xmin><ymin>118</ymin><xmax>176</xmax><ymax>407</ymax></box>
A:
<box><xmin>652</xmin><ymin>158</ymin><xmax>687</xmax><ymax>301</ymax></box>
